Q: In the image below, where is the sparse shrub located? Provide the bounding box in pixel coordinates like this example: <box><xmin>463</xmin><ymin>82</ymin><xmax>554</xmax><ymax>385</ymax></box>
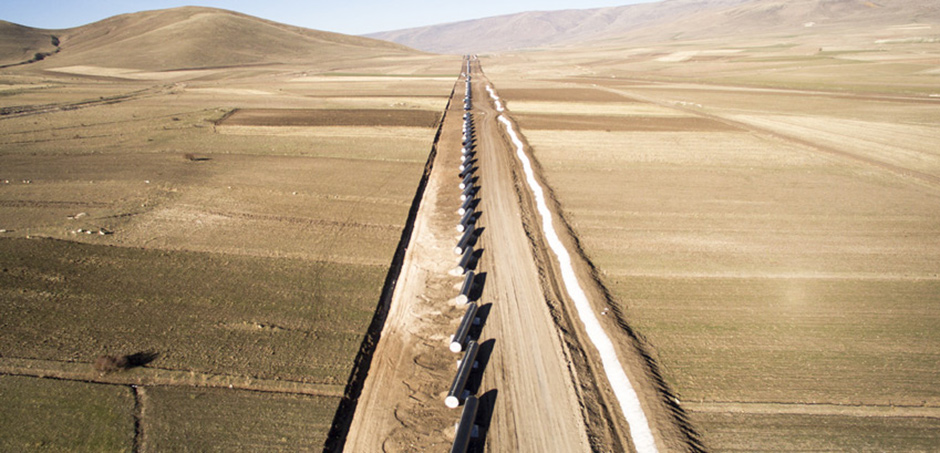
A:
<box><xmin>183</xmin><ymin>153</ymin><xmax>209</xmax><ymax>162</ymax></box>
<box><xmin>94</xmin><ymin>354</ymin><xmax>129</xmax><ymax>373</ymax></box>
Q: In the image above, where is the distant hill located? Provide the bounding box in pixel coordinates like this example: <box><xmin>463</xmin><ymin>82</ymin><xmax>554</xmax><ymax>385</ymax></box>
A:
<box><xmin>0</xmin><ymin>7</ymin><xmax>419</xmax><ymax>71</ymax></box>
<box><xmin>0</xmin><ymin>20</ymin><xmax>60</xmax><ymax>67</ymax></box>
<box><xmin>366</xmin><ymin>0</ymin><xmax>940</xmax><ymax>54</ymax></box>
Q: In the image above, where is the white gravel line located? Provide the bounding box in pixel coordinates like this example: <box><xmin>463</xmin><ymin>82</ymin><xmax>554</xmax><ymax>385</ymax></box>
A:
<box><xmin>486</xmin><ymin>85</ymin><xmax>504</xmax><ymax>112</ymax></box>
<box><xmin>490</xmin><ymin>88</ymin><xmax>657</xmax><ymax>452</ymax></box>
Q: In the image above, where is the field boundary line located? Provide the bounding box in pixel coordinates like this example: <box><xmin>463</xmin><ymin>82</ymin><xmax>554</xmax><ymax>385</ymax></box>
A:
<box><xmin>684</xmin><ymin>401</ymin><xmax>940</xmax><ymax>419</ymax></box>
<box><xmin>596</xmin><ymin>85</ymin><xmax>940</xmax><ymax>188</ymax></box>
<box><xmin>0</xmin><ymin>357</ymin><xmax>344</xmax><ymax>397</ymax></box>
<box><xmin>602</xmin><ymin>270</ymin><xmax>940</xmax><ymax>281</ymax></box>
<box><xmin>0</xmin><ymin>86</ymin><xmax>161</xmax><ymax>120</ymax></box>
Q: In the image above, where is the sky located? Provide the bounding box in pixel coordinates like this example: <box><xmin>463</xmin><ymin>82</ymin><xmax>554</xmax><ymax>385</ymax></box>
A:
<box><xmin>2</xmin><ymin>0</ymin><xmax>657</xmax><ymax>35</ymax></box>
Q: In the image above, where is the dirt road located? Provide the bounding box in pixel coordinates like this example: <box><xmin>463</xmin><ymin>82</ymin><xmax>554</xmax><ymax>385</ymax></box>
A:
<box><xmin>342</xmin><ymin>61</ymin><xmax>674</xmax><ymax>451</ymax></box>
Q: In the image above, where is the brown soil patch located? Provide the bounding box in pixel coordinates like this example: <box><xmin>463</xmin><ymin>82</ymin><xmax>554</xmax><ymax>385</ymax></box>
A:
<box><xmin>514</xmin><ymin>113</ymin><xmax>738</xmax><ymax>132</ymax></box>
<box><xmin>221</xmin><ymin>108</ymin><xmax>440</xmax><ymax>128</ymax></box>
<box><xmin>496</xmin><ymin>88</ymin><xmax>638</xmax><ymax>102</ymax></box>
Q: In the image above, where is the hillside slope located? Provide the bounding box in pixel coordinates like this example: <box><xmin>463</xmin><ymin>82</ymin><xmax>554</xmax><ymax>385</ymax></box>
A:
<box><xmin>0</xmin><ymin>20</ymin><xmax>60</xmax><ymax>67</ymax></box>
<box><xmin>367</xmin><ymin>0</ymin><xmax>940</xmax><ymax>54</ymax></box>
<box><xmin>1</xmin><ymin>7</ymin><xmax>419</xmax><ymax>71</ymax></box>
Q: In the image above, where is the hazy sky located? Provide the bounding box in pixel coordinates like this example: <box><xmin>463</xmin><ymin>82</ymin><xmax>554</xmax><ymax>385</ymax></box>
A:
<box><xmin>2</xmin><ymin>0</ymin><xmax>657</xmax><ymax>35</ymax></box>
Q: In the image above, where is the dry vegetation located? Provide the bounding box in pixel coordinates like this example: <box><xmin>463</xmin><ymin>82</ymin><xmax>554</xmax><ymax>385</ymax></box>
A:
<box><xmin>143</xmin><ymin>386</ymin><xmax>336</xmax><ymax>450</ymax></box>
<box><xmin>0</xmin><ymin>375</ymin><xmax>136</xmax><ymax>451</ymax></box>
<box><xmin>485</xmin><ymin>24</ymin><xmax>940</xmax><ymax>450</ymax></box>
<box><xmin>4</xmin><ymin>2</ymin><xmax>939</xmax><ymax>450</ymax></box>
<box><xmin>0</xmin><ymin>7</ymin><xmax>459</xmax><ymax>448</ymax></box>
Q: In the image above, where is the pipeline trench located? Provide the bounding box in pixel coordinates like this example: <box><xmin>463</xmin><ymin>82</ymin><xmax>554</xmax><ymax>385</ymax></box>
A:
<box><xmin>342</xmin><ymin>58</ymin><xmax>674</xmax><ymax>452</ymax></box>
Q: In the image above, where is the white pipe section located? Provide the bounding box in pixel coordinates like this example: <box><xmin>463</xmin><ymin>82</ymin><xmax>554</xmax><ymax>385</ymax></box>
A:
<box><xmin>446</xmin><ymin>340</ymin><xmax>479</xmax><ymax>408</ymax></box>
<box><xmin>456</xmin><ymin>218</ymin><xmax>474</xmax><ymax>234</ymax></box>
<box><xmin>459</xmin><ymin>173</ymin><xmax>473</xmax><ymax>190</ymax></box>
<box><xmin>457</xmin><ymin>199</ymin><xmax>473</xmax><ymax>216</ymax></box>
<box><xmin>459</xmin><ymin>165</ymin><xmax>475</xmax><ymax>179</ymax></box>
<box><xmin>457</xmin><ymin>208</ymin><xmax>475</xmax><ymax>231</ymax></box>
<box><xmin>451</xmin><ymin>302</ymin><xmax>479</xmax><ymax>353</ymax></box>
<box><xmin>454</xmin><ymin>224</ymin><xmax>475</xmax><ymax>255</ymax></box>
<box><xmin>454</xmin><ymin>246</ymin><xmax>475</xmax><ymax>275</ymax></box>
<box><xmin>460</xmin><ymin>186</ymin><xmax>477</xmax><ymax>203</ymax></box>
<box><xmin>455</xmin><ymin>270</ymin><xmax>475</xmax><ymax>305</ymax></box>
<box><xmin>496</xmin><ymin>111</ymin><xmax>659</xmax><ymax>453</ymax></box>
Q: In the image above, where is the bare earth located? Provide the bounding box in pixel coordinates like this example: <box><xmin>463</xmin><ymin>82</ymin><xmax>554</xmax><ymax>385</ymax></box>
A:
<box><xmin>343</xmin><ymin>64</ymin><xmax>656</xmax><ymax>451</ymax></box>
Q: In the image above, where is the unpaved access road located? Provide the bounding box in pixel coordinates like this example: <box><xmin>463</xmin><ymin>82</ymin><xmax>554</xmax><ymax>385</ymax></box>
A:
<box><xmin>342</xmin><ymin>62</ymin><xmax>679</xmax><ymax>451</ymax></box>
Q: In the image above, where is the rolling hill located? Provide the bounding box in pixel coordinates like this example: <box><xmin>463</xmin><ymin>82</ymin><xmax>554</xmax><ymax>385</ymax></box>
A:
<box><xmin>0</xmin><ymin>7</ymin><xmax>420</xmax><ymax>71</ymax></box>
<box><xmin>366</xmin><ymin>0</ymin><xmax>940</xmax><ymax>54</ymax></box>
<box><xmin>0</xmin><ymin>20</ymin><xmax>60</xmax><ymax>67</ymax></box>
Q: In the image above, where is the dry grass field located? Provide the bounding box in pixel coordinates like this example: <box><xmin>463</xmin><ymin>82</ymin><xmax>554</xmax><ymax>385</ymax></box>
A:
<box><xmin>4</xmin><ymin>3</ymin><xmax>939</xmax><ymax>450</ymax></box>
<box><xmin>0</xmin><ymin>8</ymin><xmax>459</xmax><ymax>448</ymax></box>
<box><xmin>484</xmin><ymin>27</ymin><xmax>940</xmax><ymax>450</ymax></box>
<box><xmin>142</xmin><ymin>386</ymin><xmax>336</xmax><ymax>451</ymax></box>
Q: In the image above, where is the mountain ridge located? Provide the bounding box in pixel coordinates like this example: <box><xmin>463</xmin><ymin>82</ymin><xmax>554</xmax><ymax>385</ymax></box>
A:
<box><xmin>366</xmin><ymin>0</ymin><xmax>940</xmax><ymax>54</ymax></box>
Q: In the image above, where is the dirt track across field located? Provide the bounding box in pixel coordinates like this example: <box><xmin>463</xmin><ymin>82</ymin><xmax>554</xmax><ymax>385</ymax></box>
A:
<box><xmin>340</xmin><ymin>60</ymin><xmax>695</xmax><ymax>451</ymax></box>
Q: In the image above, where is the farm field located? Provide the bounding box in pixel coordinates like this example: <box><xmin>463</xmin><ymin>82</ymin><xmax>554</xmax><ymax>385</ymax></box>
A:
<box><xmin>0</xmin><ymin>375</ymin><xmax>135</xmax><ymax>451</ymax></box>
<box><xmin>142</xmin><ymin>386</ymin><xmax>336</xmax><ymax>451</ymax></box>
<box><xmin>484</xmin><ymin>32</ymin><xmax>940</xmax><ymax>450</ymax></box>
<box><xmin>5</xmin><ymin>4</ymin><xmax>940</xmax><ymax>450</ymax></box>
<box><xmin>0</xmin><ymin>12</ymin><xmax>459</xmax><ymax>447</ymax></box>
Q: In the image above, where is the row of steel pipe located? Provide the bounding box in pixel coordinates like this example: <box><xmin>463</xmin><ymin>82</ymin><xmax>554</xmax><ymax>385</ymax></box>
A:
<box><xmin>449</xmin><ymin>60</ymin><xmax>485</xmax><ymax>453</ymax></box>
